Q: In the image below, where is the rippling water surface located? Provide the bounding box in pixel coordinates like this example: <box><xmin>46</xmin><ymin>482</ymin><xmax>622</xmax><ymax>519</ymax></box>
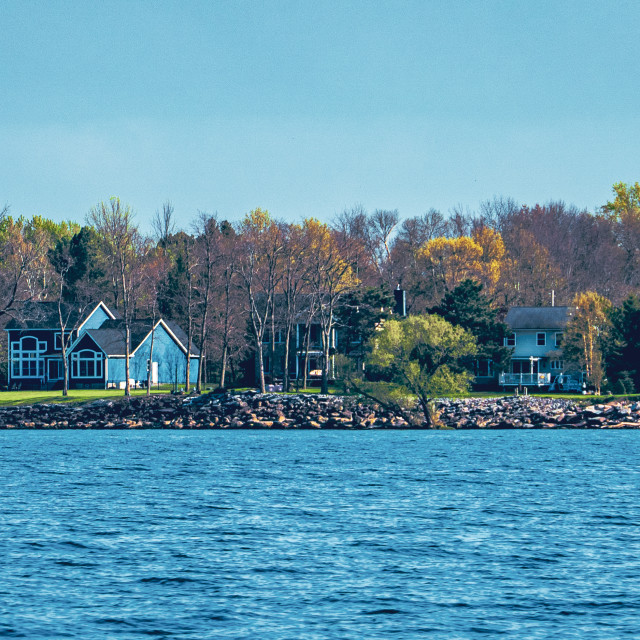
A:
<box><xmin>1</xmin><ymin>430</ymin><xmax>640</xmax><ymax>639</ymax></box>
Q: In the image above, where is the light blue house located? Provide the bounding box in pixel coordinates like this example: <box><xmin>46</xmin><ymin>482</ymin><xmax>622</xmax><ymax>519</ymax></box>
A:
<box><xmin>498</xmin><ymin>306</ymin><xmax>577</xmax><ymax>390</ymax></box>
<box><xmin>69</xmin><ymin>317</ymin><xmax>199</xmax><ymax>389</ymax></box>
<box><xmin>6</xmin><ymin>301</ymin><xmax>199</xmax><ymax>390</ymax></box>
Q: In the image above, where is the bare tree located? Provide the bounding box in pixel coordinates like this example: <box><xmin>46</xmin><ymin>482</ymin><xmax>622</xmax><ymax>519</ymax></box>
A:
<box><xmin>193</xmin><ymin>212</ymin><xmax>225</xmax><ymax>393</ymax></box>
<box><xmin>236</xmin><ymin>209</ymin><xmax>284</xmax><ymax>393</ymax></box>
<box><xmin>88</xmin><ymin>198</ymin><xmax>143</xmax><ymax>396</ymax></box>
<box><xmin>48</xmin><ymin>236</ymin><xmax>95</xmax><ymax>396</ymax></box>
<box><xmin>152</xmin><ymin>200</ymin><xmax>176</xmax><ymax>251</ymax></box>
<box><xmin>304</xmin><ymin>219</ymin><xmax>359</xmax><ymax>394</ymax></box>
<box><xmin>367</xmin><ymin>208</ymin><xmax>399</xmax><ymax>286</ymax></box>
<box><xmin>0</xmin><ymin>215</ymin><xmax>51</xmax><ymax>319</ymax></box>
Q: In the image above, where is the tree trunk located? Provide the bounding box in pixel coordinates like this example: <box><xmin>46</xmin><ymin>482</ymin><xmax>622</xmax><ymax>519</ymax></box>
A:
<box><xmin>146</xmin><ymin>325</ymin><xmax>156</xmax><ymax>396</ymax></box>
<box><xmin>62</xmin><ymin>346</ymin><xmax>69</xmax><ymax>396</ymax></box>
<box><xmin>220</xmin><ymin>343</ymin><xmax>228</xmax><ymax>389</ymax></box>
<box><xmin>256</xmin><ymin>336</ymin><xmax>266</xmax><ymax>393</ymax></box>
<box><xmin>125</xmin><ymin>325</ymin><xmax>131</xmax><ymax>397</ymax></box>
<box><xmin>321</xmin><ymin>327</ymin><xmax>330</xmax><ymax>394</ymax></box>
<box><xmin>283</xmin><ymin>324</ymin><xmax>291</xmax><ymax>392</ymax></box>
<box><xmin>302</xmin><ymin>324</ymin><xmax>311</xmax><ymax>390</ymax></box>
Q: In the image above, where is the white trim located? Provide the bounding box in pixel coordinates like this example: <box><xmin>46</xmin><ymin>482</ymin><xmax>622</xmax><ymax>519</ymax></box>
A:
<box><xmin>76</xmin><ymin>301</ymin><xmax>116</xmax><ymax>335</ymax></box>
<box><xmin>67</xmin><ymin>330</ymin><xmax>108</xmax><ymax>357</ymax></box>
<box><xmin>10</xmin><ymin>336</ymin><xmax>46</xmax><ymax>379</ymax></box>
<box><xmin>131</xmin><ymin>319</ymin><xmax>199</xmax><ymax>358</ymax></box>
<box><xmin>71</xmin><ymin>349</ymin><xmax>103</xmax><ymax>379</ymax></box>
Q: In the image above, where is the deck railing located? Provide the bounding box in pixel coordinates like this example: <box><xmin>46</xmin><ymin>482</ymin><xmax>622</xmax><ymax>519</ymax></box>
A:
<box><xmin>499</xmin><ymin>373</ymin><xmax>551</xmax><ymax>387</ymax></box>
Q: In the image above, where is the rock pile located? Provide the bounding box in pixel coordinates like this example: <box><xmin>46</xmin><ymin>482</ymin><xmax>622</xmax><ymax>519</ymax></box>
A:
<box><xmin>0</xmin><ymin>391</ymin><xmax>411</xmax><ymax>430</ymax></box>
<box><xmin>1</xmin><ymin>391</ymin><xmax>639</xmax><ymax>429</ymax></box>
<box><xmin>437</xmin><ymin>396</ymin><xmax>640</xmax><ymax>429</ymax></box>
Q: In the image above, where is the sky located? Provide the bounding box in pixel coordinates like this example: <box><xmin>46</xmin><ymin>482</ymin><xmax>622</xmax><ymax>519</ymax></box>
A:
<box><xmin>1</xmin><ymin>0</ymin><xmax>639</xmax><ymax>232</ymax></box>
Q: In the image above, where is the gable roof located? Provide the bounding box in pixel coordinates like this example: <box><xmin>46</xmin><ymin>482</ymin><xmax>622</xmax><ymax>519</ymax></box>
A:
<box><xmin>505</xmin><ymin>306</ymin><xmax>575</xmax><ymax>331</ymax></box>
<box><xmin>83</xmin><ymin>318</ymin><xmax>200</xmax><ymax>357</ymax></box>
<box><xmin>76</xmin><ymin>301</ymin><xmax>119</xmax><ymax>333</ymax></box>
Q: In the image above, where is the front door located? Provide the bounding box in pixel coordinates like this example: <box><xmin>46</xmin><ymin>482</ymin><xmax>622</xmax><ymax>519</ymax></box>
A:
<box><xmin>48</xmin><ymin>359</ymin><xmax>63</xmax><ymax>380</ymax></box>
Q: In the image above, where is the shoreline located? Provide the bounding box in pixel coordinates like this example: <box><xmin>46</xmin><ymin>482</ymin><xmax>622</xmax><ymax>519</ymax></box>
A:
<box><xmin>0</xmin><ymin>391</ymin><xmax>639</xmax><ymax>430</ymax></box>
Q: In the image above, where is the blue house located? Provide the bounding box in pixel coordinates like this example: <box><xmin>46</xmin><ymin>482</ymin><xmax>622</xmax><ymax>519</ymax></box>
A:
<box><xmin>6</xmin><ymin>301</ymin><xmax>199</xmax><ymax>390</ymax></box>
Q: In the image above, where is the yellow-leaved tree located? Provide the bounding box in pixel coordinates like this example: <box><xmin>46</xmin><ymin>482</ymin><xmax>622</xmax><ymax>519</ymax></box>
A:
<box><xmin>602</xmin><ymin>181</ymin><xmax>640</xmax><ymax>287</ymax></box>
<box><xmin>303</xmin><ymin>218</ymin><xmax>359</xmax><ymax>393</ymax></box>
<box><xmin>417</xmin><ymin>228</ymin><xmax>508</xmax><ymax>303</ymax></box>
<box><xmin>562</xmin><ymin>291</ymin><xmax>612</xmax><ymax>395</ymax></box>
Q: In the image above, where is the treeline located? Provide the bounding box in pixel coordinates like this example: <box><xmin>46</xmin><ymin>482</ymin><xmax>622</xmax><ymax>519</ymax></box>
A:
<box><xmin>0</xmin><ymin>182</ymin><xmax>639</xmax><ymax>393</ymax></box>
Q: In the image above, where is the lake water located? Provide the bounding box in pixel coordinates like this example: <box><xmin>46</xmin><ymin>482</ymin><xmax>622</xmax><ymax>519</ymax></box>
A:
<box><xmin>1</xmin><ymin>430</ymin><xmax>639</xmax><ymax>639</ymax></box>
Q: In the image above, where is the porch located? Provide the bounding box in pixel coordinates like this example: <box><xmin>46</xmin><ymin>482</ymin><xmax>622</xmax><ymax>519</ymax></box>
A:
<box><xmin>499</xmin><ymin>372</ymin><xmax>552</xmax><ymax>388</ymax></box>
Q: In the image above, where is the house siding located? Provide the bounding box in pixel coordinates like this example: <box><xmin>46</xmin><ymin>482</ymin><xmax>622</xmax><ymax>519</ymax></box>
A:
<box><xmin>130</xmin><ymin>324</ymin><xmax>198</xmax><ymax>385</ymax></box>
<box><xmin>511</xmin><ymin>330</ymin><xmax>558</xmax><ymax>360</ymax></box>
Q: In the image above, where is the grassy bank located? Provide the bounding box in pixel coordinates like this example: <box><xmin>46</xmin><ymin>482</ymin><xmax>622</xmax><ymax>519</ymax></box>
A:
<box><xmin>0</xmin><ymin>388</ymin><xmax>172</xmax><ymax>407</ymax></box>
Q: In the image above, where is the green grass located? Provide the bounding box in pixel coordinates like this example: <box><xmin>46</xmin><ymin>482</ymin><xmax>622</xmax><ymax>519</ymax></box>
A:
<box><xmin>0</xmin><ymin>387</ymin><xmax>174</xmax><ymax>407</ymax></box>
<box><xmin>0</xmin><ymin>384</ymin><xmax>347</xmax><ymax>408</ymax></box>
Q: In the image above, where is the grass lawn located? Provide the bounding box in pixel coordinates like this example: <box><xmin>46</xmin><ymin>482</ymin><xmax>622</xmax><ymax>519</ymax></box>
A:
<box><xmin>0</xmin><ymin>387</ymin><xmax>175</xmax><ymax>407</ymax></box>
<box><xmin>0</xmin><ymin>384</ymin><xmax>348</xmax><ymax>407</ymax></box>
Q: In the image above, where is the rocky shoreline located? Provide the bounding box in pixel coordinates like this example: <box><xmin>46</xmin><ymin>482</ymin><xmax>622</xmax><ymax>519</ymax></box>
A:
<box><xmin>1</xmin><ymin>391</ymin><xmax>640</xmax><ymax>430</ymax></box>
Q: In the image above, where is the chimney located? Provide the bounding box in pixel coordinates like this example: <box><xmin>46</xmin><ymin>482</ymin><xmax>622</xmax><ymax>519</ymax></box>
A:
<box><xmin>393</xmin><ymin>287</ymin><xmax>406</xmax><ymax>317</ymax></box>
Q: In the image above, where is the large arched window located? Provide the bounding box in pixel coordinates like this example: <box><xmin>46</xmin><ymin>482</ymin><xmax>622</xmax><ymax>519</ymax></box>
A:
<box><xmin>71</xmin><ymin>350</ymin><xmax>103</xmax><ymax>378</ymax></box>
<box><xmin>10</xmin><ymin>336</ymin><xmax>46</xmax><ymax>378</ymax></box>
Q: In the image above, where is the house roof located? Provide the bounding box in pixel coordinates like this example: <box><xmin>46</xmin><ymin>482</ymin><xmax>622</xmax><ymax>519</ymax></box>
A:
<box><xmin>84</xmin><ymin>318</ymin><xmax>200</xmax><ymax>357</ymax></box>
<box><xmin>5</xmin><ymin>300</ymin><xmax>120</xmax><ymax>330</ymax></box>
<box><xmin>505</xmin><ymin>306</ymin><xmax>574</xmax><ymax>330</ymax></box>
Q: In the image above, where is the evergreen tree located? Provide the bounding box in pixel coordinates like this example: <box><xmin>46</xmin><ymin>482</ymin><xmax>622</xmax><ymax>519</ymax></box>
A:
<box><xmin>608</xmin><ymin>294</ymin><xmax>640</xmax><ymax>392</ymax></box>
<box><xmin>430</xmin><ymin>279</ymin><xmax>511</xmax><ymax>373</ymax></box>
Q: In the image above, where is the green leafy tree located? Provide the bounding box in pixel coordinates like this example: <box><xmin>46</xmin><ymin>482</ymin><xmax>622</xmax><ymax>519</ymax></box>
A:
<box><xmin>365</xmin><ymin>315</ymin><xmax>477</xmax><ymax>427</ymax></box>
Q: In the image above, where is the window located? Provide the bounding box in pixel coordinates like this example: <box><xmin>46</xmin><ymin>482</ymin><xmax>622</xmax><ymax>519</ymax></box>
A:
<box><xmin>71</xmin><ymin>350</ymin><xmax>103</xmax><ymax>378</ymax></box>
<box><xmin>537</xmin><ymin>332</ymin><xmax>546</xmax><ymax>346</ymax></box>
<box><xmin>10</xmin><ymin>336</ymin><xmax>45</xmax><ymax>378</ymax></box>
<box><xmin>555</xmin><ymin>332</ymin><xmax>563</xmax><ymax>347</ymax></box>
<box><xmin>475</xmin><ymin>360</ymin><xmax>493</xmax><ymax>377</ymax></box>
<box><xmin>550</xmin><ymin>360</ymin><xmax>564</xmax><ymax>370</ymax></box>
<box><xmin>504</xmin><ymin>333</ymin><xmax>516</xmax><ymax>347</ymax></box>
<box><xmin>262</xmin><ymin>329</ymin><xmax>283</xmax><ymax>344</ymax></box>
<box><xmin>55</xmin><ymin>333</ymin><xmax>62</xmax><ymax>350</ymax></box>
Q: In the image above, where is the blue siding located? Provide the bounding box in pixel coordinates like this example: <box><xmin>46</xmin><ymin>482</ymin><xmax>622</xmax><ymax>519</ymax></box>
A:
<box><xmin>106</xmin><ymin>357</ymin><xmax>126</xmax><ymax>385</ymax></box>
<box><xmin>129</xmin><ymin>324</ymin><xmax>198</xmax><ymax>385</ymax></box>
<box><xmin>81</xmin><ymin>305</ymin><xmax>111</xmax><ymax>332</ymax></box>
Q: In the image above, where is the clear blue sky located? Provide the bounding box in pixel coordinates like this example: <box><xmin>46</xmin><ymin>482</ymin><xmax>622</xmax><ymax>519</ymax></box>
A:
<box><xmin>2</xmin><ymin>0</ymin><xmax>639</xmax><ymax>230</ymax></box>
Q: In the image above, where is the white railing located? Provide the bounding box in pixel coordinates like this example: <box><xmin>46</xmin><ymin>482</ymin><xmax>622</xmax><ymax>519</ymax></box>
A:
<box><xmin>499</xmin><ymin>373</ymin><xmax>551</xmax><ymax>387</ymax></box>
